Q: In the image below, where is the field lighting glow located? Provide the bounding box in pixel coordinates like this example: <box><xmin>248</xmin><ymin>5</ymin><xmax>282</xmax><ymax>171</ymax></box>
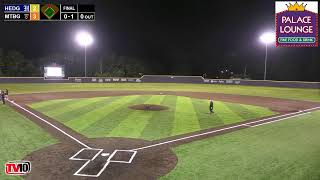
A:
<box><xmin>260</xmin><ymin>32</ymin><xmax>275</xmax><ymax>44</ymax></box>
<box><xmin>75</xmin><ymin>31</ymin><xmax>93</xmax><ymax>47</ymax></box>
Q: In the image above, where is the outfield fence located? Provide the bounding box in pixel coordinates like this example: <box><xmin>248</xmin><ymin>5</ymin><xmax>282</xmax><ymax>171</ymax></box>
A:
<box><xmin>0</xmin><ymin>75</ymin><xmax>319</xmax><ymax>89</ymax></box>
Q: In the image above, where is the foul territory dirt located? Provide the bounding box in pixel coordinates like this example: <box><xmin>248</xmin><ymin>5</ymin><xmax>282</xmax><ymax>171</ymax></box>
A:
<box><xmin>8</xmin><ymin>91</ymin><xmax>320</xmax><ymax>180</ymax></box>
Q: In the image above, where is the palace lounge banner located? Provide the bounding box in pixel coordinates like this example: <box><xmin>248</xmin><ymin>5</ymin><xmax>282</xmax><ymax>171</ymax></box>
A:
<box><xmin>276</xmin><ymin>1</ymin><xmax>318</xmax><ymax>47</ymax></box>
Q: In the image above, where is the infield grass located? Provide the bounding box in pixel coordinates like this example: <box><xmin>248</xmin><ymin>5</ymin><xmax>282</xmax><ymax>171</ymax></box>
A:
<box><xmin>0</xmin><ymin>105</ymin><xmax>58</xmax><ymax>179</ymax></box>
<box><xmin>29</xmin><ymin>95</ymin><xmax>275</xmax><ymax>140</ymax></box>
<box><xmin>161</xmin><ymin>110</ymin><xmax>320</xmax><ymax>180</ymax></box>
<box><xmin>1</xmin><ymin>83</ymin><xmax>319</xmax><ymax>102</ymax></box>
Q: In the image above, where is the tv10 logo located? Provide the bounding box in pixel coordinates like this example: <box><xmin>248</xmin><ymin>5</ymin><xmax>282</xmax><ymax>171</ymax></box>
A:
<box><xmin>5</xmin><ymin>161</ymin><xmax>31</xmax><ymax>175</ymax></box>
<box><xmin>275</xmin><ymin>1</ymin><xmax>318</xmax><ymax>47</ymax></box>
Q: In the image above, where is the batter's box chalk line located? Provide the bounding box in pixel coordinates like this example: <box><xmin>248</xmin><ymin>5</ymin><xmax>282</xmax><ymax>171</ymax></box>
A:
<box><xmin>70</xmin><ymin>148</ymin><xmax>137</xmax><ymax>177</ymax></box>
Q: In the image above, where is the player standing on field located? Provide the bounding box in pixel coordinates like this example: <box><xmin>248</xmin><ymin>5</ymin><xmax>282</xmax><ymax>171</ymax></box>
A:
<box><xmin>1</xmin><ymin>90</ymin><xmax>5</xmax><ymax>105</ymax></box>
<box><xmin>5</xmin><ymin>89</ymin><xmax>8</xmax><ymax>100</ymax></box>
<box><xmin>209</xmin><ymin>99</ymin><xmax>214</xmax><ymax>114</ymax></box>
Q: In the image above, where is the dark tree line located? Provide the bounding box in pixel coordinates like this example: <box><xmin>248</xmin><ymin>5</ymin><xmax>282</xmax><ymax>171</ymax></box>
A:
<box><xmin>0</xmin><ymin>49</ymin><xmax>149</xmax><ymax>77</ymax></box>
<box><xmin>95</xmin><ymin>53</ymin><xmax>147</xmax><ymax>77</ymax></box>
<box><xmin>0</xmin><ymin>49</ymin><xmax>39</xmax><ymax>76</ymax></box>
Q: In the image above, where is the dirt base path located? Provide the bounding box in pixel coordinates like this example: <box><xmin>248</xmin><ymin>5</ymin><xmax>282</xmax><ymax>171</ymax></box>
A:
<box><xmin>8</xmin><ymin>91</ymin><xmax>320</xmax><ymax>180</ymax></box>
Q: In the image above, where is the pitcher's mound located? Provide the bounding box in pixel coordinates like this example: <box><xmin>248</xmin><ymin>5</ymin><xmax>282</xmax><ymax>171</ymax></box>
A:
<box><xmin>129</xmin><ymin>104</ymin><xmax>169</xmax><ymax>111</ymax></box>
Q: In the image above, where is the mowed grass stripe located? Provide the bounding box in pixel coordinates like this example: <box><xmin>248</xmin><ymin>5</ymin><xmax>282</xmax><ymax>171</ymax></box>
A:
<box><xmin>30</xmin><ymin>95</ymin><xmax>277</xmax><ymax>141</ymax></box>
<box><xmin>224</xmin><ymin>103</ymin><xmax>260</xmax><ymax>120</ymax></box>
<box><xmin>30</xmin><ymin>99</ymin><xmax>76</xmax><ymax>112</ymax></box>
<box><xmin>214</xmin><ymin>101</ymin><xmax>245</xmax><ymax>124</ymax></box>
<box><xmin>191</xmin><ymin>99</ymin><xmax>224</xmax><ymax>129</ymax></box>
<box><xmin>65</xmin><ymin>96</ymin><xmax>138</xmax><ymax>131</ymax></box>
<box><xmin>29</xmin><ymin>99</ymin><xmax>71</xmax><ymax>109</ymax></box>
<box><xmin>82</xmin><ymin>95</ymin><xmax>152</xmax><ymax>138</ymax></box>
<box><xmin>43</xmin><ymin>97</ymin><xmax>109</xmax><ymax>119</ymax></box>
<box><xmin>172</xmin><ymin>96</ymin><xmax>200</xmax><ymax>136</ymax></box>
<box><xmin>244</xmin><ymin>104</ymin><xmax>276</xmax><ymax>117</ymax></box>
<box><xmin>225</xmin><ymin>103</ymin><xmax>275</xmax><ymax>120</ymax></box>
<box><xmin>108</xmin><ymin>95</ymin><xmax>166</xmax><ymax>138</ymax></box>
<box><xmin>140</xmin><ymin>95</ymin><xmax>177</xmax><ymax>140</ymax></box>
<box><xmin>54</xmin><ymin>97</ymin><xmax>115</xmax><ymax>123</ymax></box>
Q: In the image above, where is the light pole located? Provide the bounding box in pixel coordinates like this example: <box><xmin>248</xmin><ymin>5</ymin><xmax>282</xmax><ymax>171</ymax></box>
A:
<box><xmin>259</xmin><ymin>32</ymin><xmax>275</xmax><ymax>80</ymax></box>
<box><xmin>76</xmin><ymin>31</ymin><xmax>93</xmax><ymax>77</ymax></box>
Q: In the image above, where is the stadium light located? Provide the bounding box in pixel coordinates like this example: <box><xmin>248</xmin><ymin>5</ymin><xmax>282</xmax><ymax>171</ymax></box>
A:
<box><xmin>75</xmin><ymin>31</ymin><xmax>93</xmax><ymax>77</ymax></box>
<box><xmin>259</xmin><ymin>32</ymin><xmax>275</xmax><ymax>80</ymax></box>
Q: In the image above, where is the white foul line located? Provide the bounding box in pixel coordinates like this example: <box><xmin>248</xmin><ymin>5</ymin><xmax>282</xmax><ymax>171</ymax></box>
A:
<box><xmin>250</xmin><ymin>111</ymin><xmax>311</xmax><ymax>127</ymax></box>
<box><xmin>8</xmin><ymin>99</ymin><xmax>91</xmax><ymax>149</ymax></box>
<box><xmin>131</xmin><ymin>106</ymin><xmax>320</xmax><ymax>151</ymax></box>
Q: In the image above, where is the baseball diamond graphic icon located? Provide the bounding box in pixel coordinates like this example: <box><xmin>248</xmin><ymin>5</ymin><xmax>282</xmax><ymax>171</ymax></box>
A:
<box><xmin>69</xmin><ymin>148</ymin><xmax>137</xmax><ymax>177</ymax></box>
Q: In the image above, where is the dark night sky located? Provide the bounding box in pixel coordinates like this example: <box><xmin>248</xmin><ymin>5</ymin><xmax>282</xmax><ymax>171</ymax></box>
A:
<box><xmin>0</xmin><ymin>0</ymin><xmax>319</xmax><ymax>81</ymax></box>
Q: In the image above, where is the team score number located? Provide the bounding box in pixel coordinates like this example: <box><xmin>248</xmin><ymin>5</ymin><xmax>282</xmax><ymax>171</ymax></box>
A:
<box><xmin>32</xmin><ymin>5</ymin><xmax>38</xmax><ymax>12</ymax></box>
<box><xmin>62</xmin><ymin>13</ymin><xmax>77</xmax><ymax>20</ymax></box>
<box><xmin>23</xmin><ymin>5</ymin><xmax>30</xmax><ymax>12</ymax></box>
<box><xmin>30</xmin><ymin>12</ymin><xmax>40</xmax><ymax>21</ymax></box>
<box><xmin>30</xmin><ymin>4</ymin><xmax>40</xmax><ymax>12</ymax></box>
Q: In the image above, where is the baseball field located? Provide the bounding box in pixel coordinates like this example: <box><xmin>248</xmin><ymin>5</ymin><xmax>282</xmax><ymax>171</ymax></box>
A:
<box><xmin>1</xmin><ymin>83</ymin><xmax>320</xmax><ymax>180</ymax></box>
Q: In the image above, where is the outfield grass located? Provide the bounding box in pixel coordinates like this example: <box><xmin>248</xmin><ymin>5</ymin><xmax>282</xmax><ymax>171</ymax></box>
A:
<box><xmin>0</xmin><ymin>105</ymin><xmax>58</xmax><ymax>179</ymax></box>
<box><xmin>1</xmin><ymin>83</ymin><xmax>319</xmax><ymax>102</ymax></box>
<box><xmin>161</xmin><ymin>110</ymin><xmax>320</xmax><ymax>180</ymax></box>
<box><xmin>29</xmin><ymin>95</ymin><xmax>275</xmax><ymax>140</ymax></box>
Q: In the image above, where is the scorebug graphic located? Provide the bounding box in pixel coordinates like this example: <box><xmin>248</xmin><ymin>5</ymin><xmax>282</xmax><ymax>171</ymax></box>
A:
<box><xmin>3</xmin><ymin>4</ymin><xmax>95</xmax><ymax>21</ymax></box>
<box><xmin>5</xmin><ymin>161</ymin><xmax>32</xmax><ymax>175</ymax></box>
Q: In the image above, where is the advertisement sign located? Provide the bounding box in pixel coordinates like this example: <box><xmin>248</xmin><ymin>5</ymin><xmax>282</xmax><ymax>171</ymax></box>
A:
<box><xmin>276</xmin><ymin>1</ymin><xmax>318</xmax><ymax>47</ymax></box>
